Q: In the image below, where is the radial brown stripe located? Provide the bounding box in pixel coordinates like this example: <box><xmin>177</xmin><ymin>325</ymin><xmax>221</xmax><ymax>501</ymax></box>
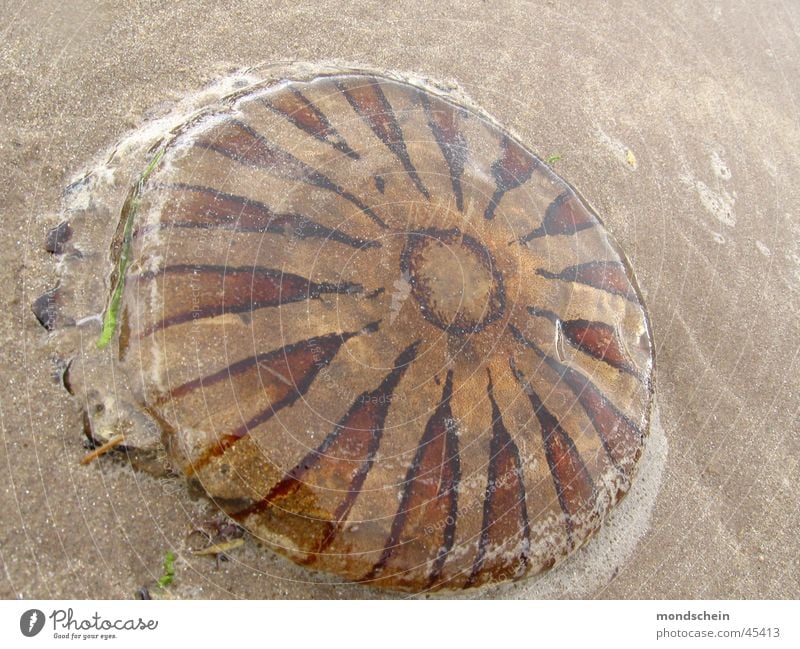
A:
<box><xmin>484</xmin><ymin>136</ymin><xmax>538</xmax><ymax>220</ymax></box>
<box><xmin>536</xmin><ymin>261</ymin><xmax>637</xmax><ymax>301</ymax></box>
<box><xmin>562</xmin><ymin>319</ymin><xmax>639</xmax><ymax>376</ymax></box>
<box><xmin>264</xmin><ymin>87</ymin><xmax>361</xmax><ymax>160</ymax></box>
<box><xmin>184</xmin><ymin>323</ymin><xmax>380</xmax><ymax>474</ymax></box>
<box><xmin>419</xmin><ymin>91</ymin><xmax>467</xmax><ymax>212</ymax></box>
<box><xmin>465</xmin><ymin>369</ymin><xmax>530</xmax><ymax>587</ymax></box>
<box><xmin>527</xmin><ymin>306</ymin><xmax>639</xmax><ymax>376</ymax></box>
<box><xmin>138</xmin><ymin>264</ymin><xmax>363</xmax><ymax>336</ymax></box>
<box><xmin>509</xmin><ymin>324</ymin><xmax>642</xmax><ymax>469</ymax></box>
<box><xmin>363</xmin><ymin>369</ymin><xmax>460</xmax><ymax>587</ymax></box>
<box><xmin>239</xmin><ymin>341</ymin><xmax>421</xmax><ymax>555</ymax></box>
<box><xmin>337</xmin><ymin>78</ymin><xmax>431</xmax><ymax>200</ymax></box>
<box><xmin>145</xmin><ymin>184</ymin><xmax>379</xmax><ymax>249</ymax></box>
<box><xmin>520</xmin><ymin>191</ymin><xmax>597</xmax><ymax>242</ymax></box>
<box><xmin>196</xmin><ymin>119</ymin><xmax>387</xmax><ymax>228</ymax></box>
<box><xmin>510</xmin><ymin>361</ymin><xmax>596</xmax><ymax>545</ymax></box>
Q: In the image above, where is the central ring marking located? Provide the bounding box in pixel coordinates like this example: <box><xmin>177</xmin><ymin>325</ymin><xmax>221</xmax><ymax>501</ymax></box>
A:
<box><xmin>399</xmin><ymin>228</ymin><xmax>505</xmax><ymax>335</ymax></box>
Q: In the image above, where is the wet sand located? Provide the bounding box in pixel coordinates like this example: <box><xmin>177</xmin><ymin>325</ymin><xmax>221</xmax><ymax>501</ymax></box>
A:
<box><xmin>1</xmin><ymin>1</ymin><xmax>798</xmax><ymax>599</ymax></box>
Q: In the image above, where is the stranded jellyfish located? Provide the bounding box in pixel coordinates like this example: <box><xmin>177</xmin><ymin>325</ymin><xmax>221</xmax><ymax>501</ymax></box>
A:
<box><xmin>36</xmin><ymin>67</ymin><xmax>654</xmax><ymax>592</ymax></box>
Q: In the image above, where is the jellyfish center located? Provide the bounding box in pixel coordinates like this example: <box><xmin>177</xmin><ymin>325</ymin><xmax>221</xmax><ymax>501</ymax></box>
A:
<box><xmin>400</xmin><ymin>228</ymin><xmax>505</xmax><ymax>335</ymax></box>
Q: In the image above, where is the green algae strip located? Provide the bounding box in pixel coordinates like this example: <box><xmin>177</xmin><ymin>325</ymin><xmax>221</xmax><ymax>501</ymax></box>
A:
<box><xmin>97</xmin><ymin>148</ymin><xmax>165</xmax><ymax>349</ymax></box>
<box><xmin>156</xmin><ymin>550</ymin><xmax>176</xmax><ymax>589</ymax></box>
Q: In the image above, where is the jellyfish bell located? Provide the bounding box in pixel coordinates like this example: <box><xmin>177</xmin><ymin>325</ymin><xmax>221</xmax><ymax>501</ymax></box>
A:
<box><xmin>35</xmin><ymin>64</ymin><xmax>654</xmax><ymax>592</ymax></box>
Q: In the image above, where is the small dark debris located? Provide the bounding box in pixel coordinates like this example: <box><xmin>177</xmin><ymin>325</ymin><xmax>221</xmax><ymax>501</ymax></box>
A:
<box><xmin>44</xmin><ymin>221</ymin><xmax>72</xmax><ymax>254</ymax></box>
<box><xmin>189</xmin><ymin>516</ymin><xmax>246</xmax><ymax>549</ymax></box>
<box><xmin>61</xmin><ymin>358</ymin><xmax>76</xmax><ymax>395</ymax></box>
<box><xmin>32</xmin><ymin>286</ymin><xmax>61</xmax><ymax>331</ymax></box>
<box><xmin>64</xmin><ymin>174</ymin><xmax>91</xmax><ymax>195</ymax></box>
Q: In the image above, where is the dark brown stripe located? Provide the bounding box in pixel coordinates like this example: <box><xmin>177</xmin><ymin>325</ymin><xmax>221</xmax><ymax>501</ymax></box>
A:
<box><xmin>536</xmin><ymin>261</ymin><xmax>637</xmax><ymax>301</ymax></box>
<box><xmin>465</xmin><ymin>369</ymin><xmax>530</xmax><ymax>587</ymax></box>
<box><xmin>145</xmin><ymin>184</ymin><xmax>379</xmax><ymax>249</ymax></box>
<box><xmin>509</xmin><ymin>325</ymin><xmax>643</xmax><ymax>469</ymax></box>
<box><xmin>237</xmin><ymin>341</ymin><xmax>420</xmax><ymax>554</ymax></box>
<box><xmin>338</xmin><ymin>78</ymin><xmax>431</xmax><ymax>200</ymax></box>
<box><xmin>510</xmin><ymin>361</ymin><xmax>596</xmax><ymax>545</ymax></box>
<box><xmin>561</xmin><ymin>319</ymin><xmax>638</xmax><ymax>375</ymax></box>
<box><xmin>363</xmin><ymin>370</ymin><xmax>460</xmax><ymax>587</ymax></box>
<box><xmin>420</xmin><ymin>91</ymin><xmax>467</xmax><ymax>212</ymax></box>
<box><xmin>163</xmin><ymin>323</ymin><xmax>379</xmax><ymax>404</ymax></box>
<box><xmin>264</xmin><ymin>87</ymin><xmax>360</xmax><ymax>160</ymax></box>
<box><xmin>138</xmin><ymin>264</ymin><xmax>363</xmax><ymax>336</ymax></box>
<box><xmin>184</xmin><ymin>323</ymin><xmax>381</xmax><ymax>475</ymax></box>
<box><xmin>520</xmin><ymin>191</ymin><xmax>597</xmax><ymax>242</ymax></box>
<box><xmin>527</xmin><ymin>306</ymin><xmax>639</xmax><ymax>376</ymax></box>
<box><xmin>484</xmin><ymin>136</ymin><xmax>538</xmax><ymax>220</ymax></box>
<box><xmin>196</xmin><ymin>119</ymin><xmax>387</xmax><ymax>228</ymax></box>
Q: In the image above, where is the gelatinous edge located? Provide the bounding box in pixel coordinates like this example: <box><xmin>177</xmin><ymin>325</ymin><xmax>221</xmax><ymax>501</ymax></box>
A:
<box><xmin>39</xmin><ymin>61</ymin><xmax>657</xmax><ymax>592</ymax></box>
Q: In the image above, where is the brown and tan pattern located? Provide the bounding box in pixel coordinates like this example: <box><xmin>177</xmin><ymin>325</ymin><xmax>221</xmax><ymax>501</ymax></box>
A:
<box><xmin>102</xmin><ymin>72</ymin><xmax>653</xmax><ymax>591</ymax></box>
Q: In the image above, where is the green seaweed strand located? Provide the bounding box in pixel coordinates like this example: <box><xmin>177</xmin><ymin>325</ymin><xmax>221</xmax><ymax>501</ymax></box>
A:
<box><xmin>156</xmin><ymin>550</ymin><xmax>176</xmax><ymax>589</ymax></box>
<box><xmin>97</xmin><ymin>148</ymin><xmax>165</xmax><ymax>349</ymax></box>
